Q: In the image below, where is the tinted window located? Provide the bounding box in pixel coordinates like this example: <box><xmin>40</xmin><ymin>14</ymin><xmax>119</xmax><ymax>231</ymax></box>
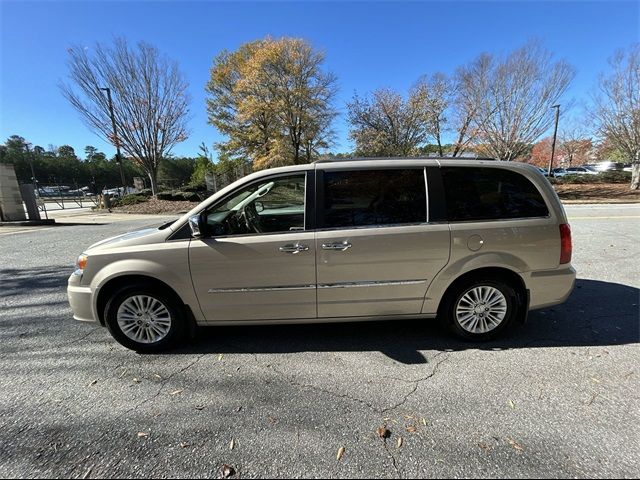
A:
<box><xmin>441</xmin><ymin>167</ymin><xmax>549</xmax><ymax>221</ymax></box>
<box><xmin>321</xmin><ymin>169</ymin><xmax>426</xmax><ymax>228</ymax></box>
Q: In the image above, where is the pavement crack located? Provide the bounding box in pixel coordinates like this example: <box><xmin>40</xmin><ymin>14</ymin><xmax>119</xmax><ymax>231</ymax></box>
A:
<box><xmin>382</xmin><ymin>438</ymin><xmax>401</xmax><ymax>476</ymax></box>
<box><xmin>122</xmin><ymin>353</ymin><xmax>206</xmax><ymax>415</ymax></box>
<box><xmin>380</xmin><ymin>353</ymin><xmax>450</xmax><ymax>414</ymax></box>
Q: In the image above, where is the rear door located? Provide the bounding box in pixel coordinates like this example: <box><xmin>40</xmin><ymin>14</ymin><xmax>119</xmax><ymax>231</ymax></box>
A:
<box><xmin>314</xmin><ymin>166</ymin><xmax>451</xmax><ymax>318</ymax></box>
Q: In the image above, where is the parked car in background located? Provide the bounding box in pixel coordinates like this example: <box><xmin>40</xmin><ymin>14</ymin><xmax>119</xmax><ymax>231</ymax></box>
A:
<box><xmin>68</xmin><ymin>158</ymin><xmax>576</xmax><ymax>352</ymax></box>
<box><xmin>565</xmin><ymin>166</ymin><xmax>599</xmax><ymax>175</ymax></box>
<box><xmin>552</xmin><ymin>168</ymin><xmax>569</xmax><ymax>178</ymax></box>
<box><xmin>593</xmin><ymin>161</ymin><xmax>626</xmax><ymax>172</ymax></box>
<box><xmin>536</xmin><ymin>167</ymin><xmax>551</xmax><ymax>177</ymax></box>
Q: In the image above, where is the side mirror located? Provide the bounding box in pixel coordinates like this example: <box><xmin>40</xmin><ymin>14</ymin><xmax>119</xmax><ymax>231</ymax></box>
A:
<box><xmin>189</xmin><ymin>213</ymin><xmax>206</xmax><ymax>237</ymax></box>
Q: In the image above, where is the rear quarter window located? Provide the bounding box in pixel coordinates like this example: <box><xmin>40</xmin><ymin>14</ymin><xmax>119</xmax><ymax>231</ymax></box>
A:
<box><xmin>441</xmin><ymin>167</ymin><xmax>549</xmax><ymax>221</ymax></box>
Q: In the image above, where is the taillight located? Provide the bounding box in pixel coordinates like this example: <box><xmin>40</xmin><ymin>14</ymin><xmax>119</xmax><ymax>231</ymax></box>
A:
<box><xmin>559</xmin><ymin>223</ymin><xmax>572</xmax><ymax>264</ymax></box>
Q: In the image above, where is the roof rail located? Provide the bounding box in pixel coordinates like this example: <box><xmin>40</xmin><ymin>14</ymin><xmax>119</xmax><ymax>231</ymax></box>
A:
<box><xmin>313</xmin><ymin>156</ymin><xmax>497</xmax><ymax>164</ymax></box>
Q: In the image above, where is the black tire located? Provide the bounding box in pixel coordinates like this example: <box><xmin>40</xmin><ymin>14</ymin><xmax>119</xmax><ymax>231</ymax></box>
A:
<box><xmin>442</xmin><ymin>277</ymin><xmax>518</xmax><ymax>341</ymax></box>
<box><xmin>104</xmin><ymin>285</ymin><xmax>186</xmax><ymax>353</ymax></box>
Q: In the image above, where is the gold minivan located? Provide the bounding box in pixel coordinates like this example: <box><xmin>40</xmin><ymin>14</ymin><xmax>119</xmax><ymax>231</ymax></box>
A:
<box><xmin>67</xmin><ymin>159</ymin><xmax>575</xmax><ymax>352</ymax></box>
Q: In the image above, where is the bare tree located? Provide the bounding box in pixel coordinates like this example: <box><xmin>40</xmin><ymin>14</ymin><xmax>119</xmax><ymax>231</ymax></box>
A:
<box><xmin>461</xmin><ymin>41</ymin><xmax>575</xmax><ymax>161</ymax></box>
<box><xmin>347</xmin><ymin>87</ymin><xmax>431</xmax><ymax>157</ymax></box>
<box><xmin>590</xmin><ymin>44</ymin><xmax>640</xmax><ymax>189</ymax></box>
<box><xmin>61</xmin><ymin>38</ymin><xmax>190</xmax><ymax>194</ymax></box>
<box><xmin>559</xmin><ymin>124</ymin><xmax>593</xmax><ymax>167</ymax></box>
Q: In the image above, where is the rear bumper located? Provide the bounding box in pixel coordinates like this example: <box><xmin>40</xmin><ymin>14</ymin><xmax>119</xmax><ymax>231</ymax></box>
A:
<box><xmin>67</xmin><ymin>274</ymin><xmax>97</xmax><ymax>322</ymax></box>
<box><xmin>525</xmin><ymin>265</ymin><xmax>576</xmax><ymax>310</ymax></box>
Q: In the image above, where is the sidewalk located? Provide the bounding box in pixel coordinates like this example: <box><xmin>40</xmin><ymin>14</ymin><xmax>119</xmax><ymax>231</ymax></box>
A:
<box><xmin>0</xmin><ymin>208</ymin><xmax>175</xmax><ymax>236</ymax></box>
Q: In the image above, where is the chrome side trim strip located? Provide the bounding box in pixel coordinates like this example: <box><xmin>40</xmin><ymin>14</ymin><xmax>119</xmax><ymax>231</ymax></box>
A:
<box><xmin>208</xmin><ymin>284</ymin><xmax>315</xmax><ymax>293</ymax></box>
<box><xmin>317</xmin><ymin>279</ymin><xmax>428</xmax><ymax>289</ymax></box>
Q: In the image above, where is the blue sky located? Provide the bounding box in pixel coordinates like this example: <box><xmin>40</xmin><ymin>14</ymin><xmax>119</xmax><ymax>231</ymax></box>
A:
<box><xmin>1</xmin><ymin>1</ymin><xmax>638</xmax><ymax>159</ymax></box>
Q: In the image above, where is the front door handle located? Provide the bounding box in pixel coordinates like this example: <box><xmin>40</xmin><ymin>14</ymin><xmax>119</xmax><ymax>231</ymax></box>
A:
<box><xmin>279</xmin><ymin>243</ymin><xmax>309</xmax><ymax>254</ymax></box>
<box><xmin>322</xmin><ymin>242</ymin><xmax>352</xmax><ymax>251</ymax></box>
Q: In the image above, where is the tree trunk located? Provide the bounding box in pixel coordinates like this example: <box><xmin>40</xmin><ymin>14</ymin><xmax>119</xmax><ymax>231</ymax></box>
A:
<box><xmin>149</xmin><ymin>170</ymin><xmax>159</xmax><ymax>196</ymax></box>
<box><xmin>631</xmin><ymin>163</ymin><xmax>640</xmax><ymax>190</ymax></box>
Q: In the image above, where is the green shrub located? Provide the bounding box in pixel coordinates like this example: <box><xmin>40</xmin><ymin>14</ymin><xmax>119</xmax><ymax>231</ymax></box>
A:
<box><xmin>556</xmin><ymin>171</ymin><xmax>631</xmax><ymax>184</ymax></box>
<box><xmin>137</xmin><ymin>188</ymin><xmax>153</xmax><ymax>197</ymax></box>
<box><xmin>111</xmin><ymin>194</ymin><xmax>148</xmax><ymax>207</ymax></box>
<box><xmin>156</xmin><ymin>191</ymin><xmax>175</xmax><ymax>200</ymax></box>
<box><xmin>156</xmin><ymin>190</ymin><xmax>201</xmax><ymax>202</ymax></box>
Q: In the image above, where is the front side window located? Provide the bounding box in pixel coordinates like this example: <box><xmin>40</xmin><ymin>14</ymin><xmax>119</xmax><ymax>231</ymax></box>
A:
<box><xmin>441</xmin><ymin>167</ymin><xmax>549</xmax><ymax>222</ymax></box>
<box><xmin>205</xmin><ymin>174</ymin><xmax>305</xmax><ymax>236</ymax></box>
<box><xmin>320</xmin><ymin>169</ymin><xmax>426</xmax><ymax>229</ymax></box>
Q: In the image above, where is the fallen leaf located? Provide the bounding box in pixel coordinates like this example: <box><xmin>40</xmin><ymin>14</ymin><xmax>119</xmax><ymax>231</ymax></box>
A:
<box><xmin>153</xmin><ymin>374</ymin><xmax>162</xmax><ymax>380</ymax></box>
<box><xmin>507</xmin><ymin>438</ymin><xmax>524</xmax><ymax>453</ymax></box>
<box><xmin>137</xmin><ymin>432</ymin><xmax>149</xmax><ymax>438</ymax></box>
<box><xmin>221</xmin><ymin>464</ymin><xmax>235</xmax><ymax>478</ymax></box>
<box><xmin>235</xmin><ymin>406</ymin><xmax>242</xmax><ymax>413</ymax></box>
<box><xmin>508</xmin><ymin>399</ymin><xmax>515</xmax><ymax>409</ymax></box>
<box><xmin>406</xmin><ymin>426</ymin><xmax>417</xmax><ymax>433</ymax></box>
<box><xmin>478</xmin><ymin>442</ymin><xmax>492</xmax><ymax>452</ymax></box>
<box><xmin>336</xmin><ymin>446</ymin><xmax>345</xmax><ymax>461</ymax></box>
<box><xmin>180</xmin><ymin>442</ymin><xmax>190</xmax><ymax>448</ymax></box>
<box><xmin>591</xmin><ymin>377</ymin><xmax>601</xmax><ymax>384</ymax></box>
<box><xmin>377</xmin><ymin>426</ymin><xmax>391</xmax><ymax>439</ymax></box>
<box><xmin>88</xmin><ymin>379</ymin><xmax>98</xmax><ymax>387</ymax></box>
<box><xmin>267</xmin><ymin>416</ymin><xmax>276</xmax><ymax>424</ymax></box>
<box><xmin>194</xmin><ymin>405</ymin><xmax>205</xmax><ymax>411</ymax></box>
<box><xmin>132</xmin><ymin>378</ymin><xmax>141</xmax><ymax>384</ymax></box>
<box><xmin>421</xmin><ymin>418</ymin><xmax>427</xmax><ymax>426</ymax></box>
<box><xmin>218</xmin><ymin>354</ymin><xmax>224</xmax><ymax>361</ymax></box>
<box><xmin>397</xmin><ymin>437</ymin><xmax>403</xmax><ymax>448</ymax></box>
<box><xmin>169</xmin><ymin>389</ymin><xmax>184</xmax><ymax>396</ymax></box>
<box><xmin>229</xmin><ymin>438</ymin><xmax>235</xmax><ymax>450</ymax></box>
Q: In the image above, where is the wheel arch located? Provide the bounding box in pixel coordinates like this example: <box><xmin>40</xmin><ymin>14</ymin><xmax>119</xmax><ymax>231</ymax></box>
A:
<box><xmin>96</xmin><ymin>274</ymin><xmax>192</xmax><ymax>326</ymax></box>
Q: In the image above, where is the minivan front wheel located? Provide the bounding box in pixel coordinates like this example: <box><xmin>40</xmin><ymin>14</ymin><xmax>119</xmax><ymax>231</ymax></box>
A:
<box><xmin>105</xmin><ymin>287</ymin><xmax>185</xmax><ymax>352</ymax></box>
<box><xmin>445</xmin><ymin>278</ymin><xmax>517</xmax><ymax>341</ymax></box>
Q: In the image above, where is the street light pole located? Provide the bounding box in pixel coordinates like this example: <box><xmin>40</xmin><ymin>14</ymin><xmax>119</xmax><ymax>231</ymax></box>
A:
<box><xmin>99</xmin><ymin>87</ymin><xmax>127</xmax><ymax>194</ymax></box>
<box><xmin>548</xmin><ymin>104</ymin><xmax>561</xmax><ymax>176</ymax></box>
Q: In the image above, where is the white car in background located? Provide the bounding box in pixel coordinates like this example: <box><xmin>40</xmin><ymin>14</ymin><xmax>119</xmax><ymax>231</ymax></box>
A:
<box><xmin>565</xmin><ymin>166</ymin><xmax>599</xmax><ymax>175</ymax></box>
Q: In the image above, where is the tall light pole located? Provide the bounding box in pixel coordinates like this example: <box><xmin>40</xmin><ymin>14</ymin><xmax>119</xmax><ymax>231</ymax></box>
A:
<box><xmin>548</xmin><ymin>104</ymin><xmax>561</xmax><ymax>176</ymax></box>
<box><xmin>98</xmin><ymin>87</ymin><xmax>127</xmax><ymax>193</ymax></box>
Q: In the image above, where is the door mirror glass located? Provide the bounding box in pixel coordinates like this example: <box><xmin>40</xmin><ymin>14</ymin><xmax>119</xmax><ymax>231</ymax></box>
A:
<box><xmin>189</xmin><ymin>213</ymin><xmax>205</xmax><ymax>237</ymax></box>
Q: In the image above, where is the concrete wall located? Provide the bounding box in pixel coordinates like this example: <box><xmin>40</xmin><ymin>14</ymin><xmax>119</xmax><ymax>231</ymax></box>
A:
<box><xmin>0</xmin><ymin>163</ymin><xmax>27</xmax><ymax>221</ymax></box>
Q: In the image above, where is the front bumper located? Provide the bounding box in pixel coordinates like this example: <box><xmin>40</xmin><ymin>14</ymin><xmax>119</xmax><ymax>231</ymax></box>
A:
<box><xmin>526</xmin><ymin>265</ymin><xmax>576</xmax><ymax>310</ymax></box>
<box><xmin>67</xmin><ymin>273</ymin><xmax>97</xmax><ymax>322</ymax></box>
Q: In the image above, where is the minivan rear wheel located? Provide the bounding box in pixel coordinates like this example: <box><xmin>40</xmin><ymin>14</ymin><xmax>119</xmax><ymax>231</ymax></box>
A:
<box><xmin>104</xmin><ymin>286</ymin><xmax>185</xmax><ymax>352</ymax></box>
<box><xmin>444</xmin><ymin>277</ymin><xmax>517</xmax><ymax>341</ymax></box>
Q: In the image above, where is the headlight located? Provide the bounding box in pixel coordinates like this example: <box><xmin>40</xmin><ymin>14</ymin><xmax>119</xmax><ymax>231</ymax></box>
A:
<box><xmin>75</xmin><ymin>254</ymin><xmax>88</xmax><ymax>272</ymax></box>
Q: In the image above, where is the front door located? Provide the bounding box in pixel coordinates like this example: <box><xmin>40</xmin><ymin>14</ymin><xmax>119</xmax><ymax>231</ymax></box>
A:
<box><xmin>315</xmin><ymin>167</ymin><xmax>451</xmax><ymax>318</ymax></box>
<box><xmin>189</xmin><ymin>172</ymin><xmax>316</xmax><ymax>322</ymax></box>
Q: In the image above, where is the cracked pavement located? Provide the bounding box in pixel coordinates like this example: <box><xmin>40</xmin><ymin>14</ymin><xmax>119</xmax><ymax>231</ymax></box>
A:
<box><xmin>0</xmin><ymin>204</ymin><xmax>639</xmax><ymax>478</ymax></box>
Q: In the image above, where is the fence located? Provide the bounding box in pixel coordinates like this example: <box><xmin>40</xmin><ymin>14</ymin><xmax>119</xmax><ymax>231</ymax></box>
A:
<box><xmin>24</xmin><ymin>182</ymin><xmax>100</xmax><ymax>211</ymax></box>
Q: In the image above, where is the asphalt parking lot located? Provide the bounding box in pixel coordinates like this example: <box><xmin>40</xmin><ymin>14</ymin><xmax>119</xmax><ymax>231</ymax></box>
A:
<box><xmin>1</xmin><ymin>204</ymin><xmax>638</xmax><ymax>479</ymax></box>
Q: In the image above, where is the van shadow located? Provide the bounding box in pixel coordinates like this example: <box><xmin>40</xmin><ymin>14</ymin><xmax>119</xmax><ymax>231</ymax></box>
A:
<box><xmin>177</xmin><ymin>278</ymin><xmax>640</xmax><ymax>364</ymax></box>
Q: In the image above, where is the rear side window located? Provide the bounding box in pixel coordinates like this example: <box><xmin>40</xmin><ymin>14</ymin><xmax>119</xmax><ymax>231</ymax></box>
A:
<box><xmin>441</xmin><ymin>167</ymin><xmax>549</xmax><ymax>221</ymax></box>
<box><xmin>321</xmin><ymin>169</ymin><xmax>426</xmax><ymax>228</ymax></box>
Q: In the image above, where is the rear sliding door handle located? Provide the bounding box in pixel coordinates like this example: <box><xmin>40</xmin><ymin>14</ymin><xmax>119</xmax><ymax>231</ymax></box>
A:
<box><xmin>322</xmin><ymin>242</ymin><xmax>352</xmax><ymax>251</ymax></box>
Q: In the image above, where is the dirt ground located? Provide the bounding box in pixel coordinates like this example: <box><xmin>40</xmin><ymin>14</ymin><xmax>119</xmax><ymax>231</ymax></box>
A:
<box><xmin>111</xmin><ymin>197</ymin><xmax>200</xmax><ymax>215</ymax></box>
<box><xmin>554</xmin><ymin>183</ymin><xmax>640</xmax><ymax>203</ymax></box>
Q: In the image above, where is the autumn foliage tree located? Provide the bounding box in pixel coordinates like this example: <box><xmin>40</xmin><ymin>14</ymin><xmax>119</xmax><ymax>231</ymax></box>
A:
<box><xmin>61</xmin><ymin>38</ymin><xmax>191</xmax><ymax>194</ymax></box>
<box><xmin>206</xmin><ymin>37</ymin><xmax>337</xmax><ymax>169</ymax></box>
